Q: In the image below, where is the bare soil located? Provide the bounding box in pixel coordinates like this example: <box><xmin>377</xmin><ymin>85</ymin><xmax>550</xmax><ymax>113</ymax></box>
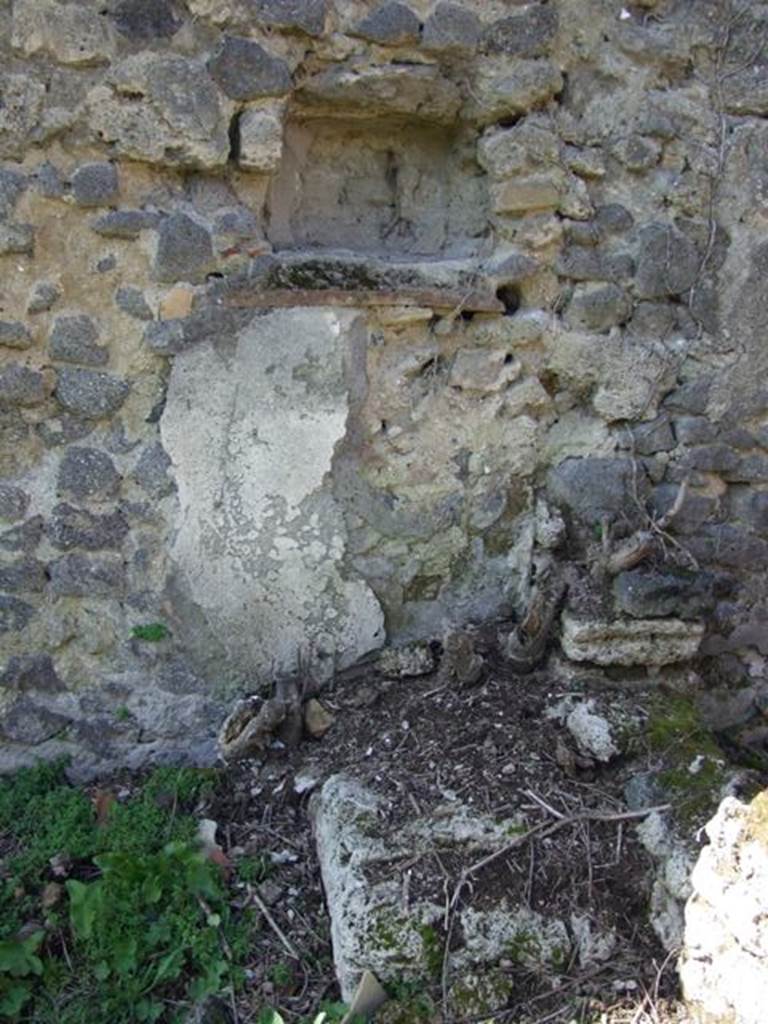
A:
<box><xmin>195</xmin><ymin>634</ymin><xmax>713</xmax><ymax>1024</ymax></box>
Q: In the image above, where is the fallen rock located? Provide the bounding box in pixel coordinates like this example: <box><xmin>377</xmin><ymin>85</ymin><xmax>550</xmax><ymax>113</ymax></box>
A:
<box><xmin>561</xmin><ymin>612</ymin><xmax>704</xmax><ymax>666</ymax></box>
<box><xmin>377</xmin><ymin>641</ymin><xmax>435</xmax><ymax>679</ymax></box>
<box><xmin>303</xmin><ymin>698</ymin><xmax>334</xmax><ymax>738</ymax></box>
<box><xmin>565</xmin><ymin>701</ymin><xmax>619</xmax><ymax>763</ymax></box>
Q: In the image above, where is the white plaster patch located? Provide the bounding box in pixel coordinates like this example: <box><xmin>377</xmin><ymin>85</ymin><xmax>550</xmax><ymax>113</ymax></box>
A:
<box><xmin>161</xmin><ymin>307</ymin><xmax>384</xmax><ymax>679</ymax></box>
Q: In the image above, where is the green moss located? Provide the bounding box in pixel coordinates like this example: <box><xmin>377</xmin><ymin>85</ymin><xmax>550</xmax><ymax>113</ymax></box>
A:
<box><xmin>647</xmin><ymin>695</ymin><xmax>727</xmax><ymax>828</ymax></box>
<box><xmin>505</xmin><ymin>928</ymin><xmax>539</xmax><ymax>964</ymax></box>
<box><xmin>448</xmin><ymin>971</ymin><xmax>512</xmax><ymax>1018</ymax></box>
<box><xmin>267</xmin><ymin>260</ymin><xmax>382</xmax><ymax>292</ymax></box>
<box><xmin>550</xmin><ymin>945</ymin><xmax>568</xmax><ymax>973</ymax></box>
<box><xmin>130</xmin><ymin>622</ymin><xmax>170</xmax><ymax>642</ymax></box>
<box><xmin>402</xmin><ymin>575</ymin><xmax>443</xmax><ymax>602</ymax></box>
<box><xmin>417</xmin><ymin>924</ymin><xmax>442</xmax><ymax>980</ymax></box>
<box><xmin>647</xmin><ymin>695</ymin><xmax>721</xmax><ymax>756</ymax></box>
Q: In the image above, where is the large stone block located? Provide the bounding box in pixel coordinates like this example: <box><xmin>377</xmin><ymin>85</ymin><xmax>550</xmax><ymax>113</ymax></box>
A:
<box><xmin>50</xmin><ymin>553</ymin><xmax>126</xmax><ymax>597</ymax></box>
<box><xmin>680</xmin><ymin>795</ymin><xmax>768</xmax><ymax>1024</ymax></box>
<box><xmin>0</xmin><ymin>365</ymin><xmax>47</xmax><ymax>408</ymax></box>
<box><xmin>469</xmin><ymin>60</ymin><xmax>563</xmax><ymax>125</ymax></box>
<box><xmin>58</xmin><ymin>447</ymin><xmax>120</xmax><ymax>501</ymax></box>
<box><xmin>238</xmin><ymin>106</ymin><xmax>285</xmax><ymax>173</ymax></box>
<box><xmin>0</xmin><ymin>222</ymin><xmax>35</xmax><ymax>255</ymax></box>
<box><xmin>49</xmin><ymin>316</ymin><xmax>108</xmax><ymax>367</ymax></box>
<box><xmin>0</xmin><ymin>484</ymin><xmax>29</xmax><ymax>523</ymax></box>
<box><xmin>0</xmin><ymin>653</ymin><xmax>64</xmax><ymax>692</ymax></box>
<box><xmin>86</xmin><ymin>55</ymin><xmax>233</xmax><ymax>170</ymax></box>
<box><xmin>153</xmin><ymin>213</ymin><xmax>214</xmax><ymax>283</ymax></box>
<box><xmin>0</xmin><ymin>168</ymin><xmax>26</xmax><ymax>219</ymax></box>
<box><xmin>421</xmin><ymin>2</ymin><xmax>481</xmax><ymax>53</ymax></box>
<box><xmin>111</xmin><ymin>0</ymin><xmax>182</xmax><ymax>40</ymax></box>
<box><xmin>634</xmin><ymin>223</ymin><xmax>700</xmax><ymax>299</ymax></box>
<box><xmin>47</xmin><ymin>504</ymin><xmax>128</xmax><ymax>552</ymax></box>
<box><xmin>161</xmin><ymin>308</ymin><xmax>384</xmax><ymax>681</ymax></box>
<box><xmin>296</xmin><ymin>64</ymin><xmax>461</xmax><ymax>124</ymax></box>
<box><xmin>547</xmin><ymin>457</ymin><xmax>645</xmax><ymax>524</ymax></box>
<box><xmin>0</xmin><ymin>322</ymin><xmax>32</xmax><ymax>351</ymax></box>
<box><xmin>614</xmin><ymin>569</ymin><xmax>727</xmax><ymax>620</ymax></box>
<box><xmin>71</xmin><ymin>163</ymin><xmax>119</xmax><ymax>208</ymax></box>
<box><xmin>11</xmin><ymin>0</ymin><xmax>113</xmax><ymax>66</ymax></box>
<box><xmin>561</xmin><ymin>613</ymin><xmax>704</xmax><ymax>666</ymax></box>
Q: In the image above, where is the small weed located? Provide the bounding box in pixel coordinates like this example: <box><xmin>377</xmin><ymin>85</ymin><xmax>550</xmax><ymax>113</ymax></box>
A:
<box><xmin>380</xmin><ymin>979</ymin><xmax>434</xmax><ymax>1023</ymax></box>
<box><xmin>130</xmin><ymin>623</ymin><xmax>170</xmax><ymax>643</ymax></box>
<box><xmin>237</xmin><ymin>854</ymin><xmax>272</xmax><ymax>885</ymax></box>
<box><xmin>268</xmin><ymin>962</ymin><xmax>293</xmax><ymax>988</ymax></box>
<box><xmin>115</xmin><ymin>706</ymin><xmax>131</xmax><ymax>722</ymax></box>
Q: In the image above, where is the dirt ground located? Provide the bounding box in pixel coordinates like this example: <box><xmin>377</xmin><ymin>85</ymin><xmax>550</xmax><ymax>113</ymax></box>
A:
<box><xmin>188</xmin><ymin>628</ymin><xmax>725</xmax><ymax>1024</ymax></box>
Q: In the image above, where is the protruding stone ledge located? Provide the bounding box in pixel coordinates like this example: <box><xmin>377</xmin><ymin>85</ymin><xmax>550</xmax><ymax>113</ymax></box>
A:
<box><xmin>207</xmin><ymin>252</ymin><xmax>504</xmax><ymax>314</ymax></box>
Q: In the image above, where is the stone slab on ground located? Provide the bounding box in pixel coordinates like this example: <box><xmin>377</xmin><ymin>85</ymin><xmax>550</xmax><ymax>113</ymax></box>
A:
<box><xmin>310</xmin><ymin>773</ymin><xmax>570</xmax><ymax>1003</ymax></box>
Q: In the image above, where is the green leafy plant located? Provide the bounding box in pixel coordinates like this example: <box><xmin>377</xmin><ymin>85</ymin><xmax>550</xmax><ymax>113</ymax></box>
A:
<box><xmin>0</xmin><ymin>760</ymin><xmax>249</xmax><ymax>1023</ymax></box>
<box><xmin>0</xmin><ymin>932</ymin><xmax>44</xmax><ymax>1018</ymax></box>
<box><xmin>130</xmin><ymin>623</ymin><xmax>170</xmax><ymax>643</ymax></box>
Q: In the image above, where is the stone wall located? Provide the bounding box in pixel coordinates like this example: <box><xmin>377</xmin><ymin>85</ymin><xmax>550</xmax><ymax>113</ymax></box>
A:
<box><xmin>1</xmin><ymin>0</ymin><xmax>767</xmax><ymax>775</ymax></box>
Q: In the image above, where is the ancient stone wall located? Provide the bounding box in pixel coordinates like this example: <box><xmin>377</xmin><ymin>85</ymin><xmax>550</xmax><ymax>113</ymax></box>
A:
<box><xmin>1</xmin><ymin>0</ymin><xmax>767</xmax><ymax>775</ymax></box>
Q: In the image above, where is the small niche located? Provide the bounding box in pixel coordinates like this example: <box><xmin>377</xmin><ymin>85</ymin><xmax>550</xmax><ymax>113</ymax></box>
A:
<box><xmin>266</xmin><ymin>117</ymin><xmax>489</xmax><ymax>259</ymax></box>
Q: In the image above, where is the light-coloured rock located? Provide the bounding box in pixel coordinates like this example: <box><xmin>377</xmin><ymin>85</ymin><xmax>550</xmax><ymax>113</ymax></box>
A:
<box><xmin>86</xmin><ymin>55</ymin><xmax>233</xmax><ymax>169</ymax></box>
<box><xmin>0</xmin><ymin>74</ymin><xmax>45</xmax><ymax>160</ymax></box>
<box><xmin>636</xmin><ymin>811</ymin><xmax>695</xmax><ymax>951</ymax></box>
<box><xmin>378</xmin><ymin>642</ymin><xmax>435</xmax><ymax>679</ymax></box>
<box><xmin>561</xmin><ymin>613</ymin><xmax>704</xmax><ymax>666</ymax></box>
<box><xmin>457</xmin><ymin>905</ymin><xmax>570</xmax><ymax>973</ymax></box>
<box><xmin>449</xmin><ymin>348</ymin><xmax>521</xmax><ymax>392</ymax></box>
<box><xmin>238</xmin><ymin>105</ymin><xmax>285</xmax><ymax>173</ymax></box>
<box><xmin>566</xmin><ymin>701</ymin><xmax>619</xmax><ymax>762</ymax></box>
<box><xmin>161</xmin><ymin>308</ymin><xmax>385</xmax><ymax>682</ymax></box>
<box><xmin>469</xmin><ymin>60</ymin><xmax>563</xmax><ymax>126</ymax></box>
<box><xmin>303</xmin><ymin>698</ymin><xmax>334</xmax><ymax>738</ymax></box>
<box><xmin>12</xmin><ymin>0</ymin><xmax>113</xmax><ymax>66</ymax></box>
<box><xmin>569</xmin><ymin>915</ymin><xmax>616</xmax><ymax>966</ymax></box>
<box><xmin>491</xmin><ymin>176</ymin><xmax>561</xmax><ymax>215</ymax></box>
<box><xmin>311</xmin><ymin>774</ymin><xmax>539</xmax><ymax>1001</ymax></box>
<box><xmin>681</xmin><ymin>794</ymin><xmax>768</xmax><ymax>1024</ymax></box>
<box><xmin>544</xmin><ymin>329</ymin><xmax>678</xmax><ymax>423</ymax></box>
<box><xmin>159</xmin><ymin>286</ymin><xmax>195</xmax><ymax>321</ymax></box>
<box><xmin>478</xmin><ymin>120</ymin><xmax>560</xmax><ymax>179</ymax></box>
<box><xmin>296</xmin><ymin>64</ymin><xmax>462</xmax><ymax>124</ymax></box>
